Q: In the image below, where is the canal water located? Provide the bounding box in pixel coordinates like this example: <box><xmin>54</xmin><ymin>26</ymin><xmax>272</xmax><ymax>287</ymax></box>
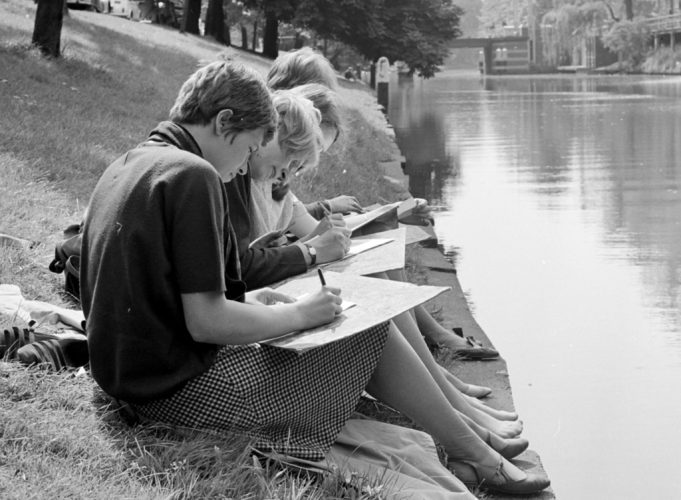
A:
<box><xmin>388</xmin><ymin>71</ymin><xmax>681</xmax><ymax>499</ymax></box>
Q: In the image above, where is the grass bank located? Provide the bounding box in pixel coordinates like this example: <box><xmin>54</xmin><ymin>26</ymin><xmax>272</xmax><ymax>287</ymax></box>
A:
<box><xmin>1</xmin><ymin>2</ymin><xmax>411</xmax><ymax>498</ymax></box>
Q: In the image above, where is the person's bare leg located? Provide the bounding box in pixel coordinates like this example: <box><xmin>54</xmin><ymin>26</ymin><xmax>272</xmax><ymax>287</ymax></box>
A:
<box><xmin>440</xmin><ymin>365</ymin><xmax>493</xmax><ymax>399</ymax></box>
<box><xmin>366</xmin><ymin>324</ymin><xmax>526</xmax><ymax>480</ymax></box>
<box><xmin>392</xmin><ymin>311</ymin><xmax>522</xmax><ymax>438</ymax></box>
<box><xmin>373</xmin><ymin>272</ymin><xmax>494</xmax><ymax>398</ymax></box>
<box><xmin>385</xmin><ymin>269</ymin><xmax>482</xmax><ymax>351</ymax></box>
<box><xmin>463</xmin><ymin>393</ymin><xmax>519</xmax><ymax>421</ymax></box>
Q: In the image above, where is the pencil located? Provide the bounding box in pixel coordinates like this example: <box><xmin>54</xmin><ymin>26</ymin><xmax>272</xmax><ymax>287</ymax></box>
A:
<box><xmin>317</xmin><ymin>268</ymin><xmax>326</xmax><ymax>286</ymax></box>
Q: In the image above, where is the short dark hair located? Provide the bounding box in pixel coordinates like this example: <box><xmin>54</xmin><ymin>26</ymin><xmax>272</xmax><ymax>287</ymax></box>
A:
<box><xmin>169</xmin><ymin>61</ymin><xmax>277</xmax><ymax>137</ymax></box>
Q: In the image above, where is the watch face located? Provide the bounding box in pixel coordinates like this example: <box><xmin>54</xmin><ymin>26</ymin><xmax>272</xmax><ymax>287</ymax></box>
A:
<box><xmin>308</xmin><ymin>246</ymin><xmax>317</xmax><ymax>256</ymax></box>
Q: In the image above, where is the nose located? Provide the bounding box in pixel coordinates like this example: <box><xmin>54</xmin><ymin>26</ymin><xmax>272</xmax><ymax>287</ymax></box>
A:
<box><xmin>278</xmin><ymin>168</ymin><xmax>288</xmax><ymax>183</ymax></box>
<box><xmin>237</xmin><ymin>163</ymin><xmax>248</xmax><ymax>176</ymax></box>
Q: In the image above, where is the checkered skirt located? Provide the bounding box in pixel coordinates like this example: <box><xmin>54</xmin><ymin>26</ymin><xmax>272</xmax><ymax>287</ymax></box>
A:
<box><xmin>131</xmin><ymin>322</ymin><xmax>389</xmax><ymax>460</ymax></box>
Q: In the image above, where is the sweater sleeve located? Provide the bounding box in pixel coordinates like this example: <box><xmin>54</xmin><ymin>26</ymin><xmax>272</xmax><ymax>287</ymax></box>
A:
<box><xmin>225</xmin><ymin>174</ymin><xmax>307</xmax><ymax>289</ymax></box>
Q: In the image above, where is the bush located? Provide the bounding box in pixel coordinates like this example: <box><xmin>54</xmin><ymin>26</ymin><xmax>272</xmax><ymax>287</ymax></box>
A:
<box><xmin>602</xmin><ymin>19</ymin><xmax>652</xmax><ymax>70</ymax></box>
<box><xmin>642</xmin><ymin>46</ymin><xmax>681</xmax><ymax>73</ymax></box>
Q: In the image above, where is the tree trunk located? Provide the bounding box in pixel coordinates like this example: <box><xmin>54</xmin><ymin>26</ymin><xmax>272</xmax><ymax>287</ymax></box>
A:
<box><xmin>624</xmin><ymin>0</ymin><xmax>633</xmax><ymax>20</ymax></box>
<box><xmin>252</xmin><ymin>19</ymin><xmax>258</xmax><ymax>51</ymax></box>
<box><xmin>32</xmin><ymin>0</ymin><xmax>64</xmax><ymax>58</ymax></box>
<box><xmin>204</xmin><ymin>0</ymin><xmax>225</xmax><ymax>43</ymax></box>
<box><xmin>181</xmin><ymin>0</ymin><xmax>201</xmax><ymax>34</ymax></box>
<box><xmin>262</xmin><ymin>9</ymin><xmax>278</xmax><ymax>58</ymax></box>
<box><xmin>241</xmin><ymin>25</ymin><xmax>248</xmax><ymax>49</ymax></box>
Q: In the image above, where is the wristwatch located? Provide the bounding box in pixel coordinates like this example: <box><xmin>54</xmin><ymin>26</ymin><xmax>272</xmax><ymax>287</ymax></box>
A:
<box><xmin>305</xmin><ymin>244</ymin><xmax>317</xmax><ymax>266</ymax></box>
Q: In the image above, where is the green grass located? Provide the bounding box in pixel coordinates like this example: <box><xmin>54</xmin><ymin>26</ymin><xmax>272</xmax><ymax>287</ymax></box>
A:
<box><xmin>1</xmin><ymin>2</ymin><xmax>412</xmax><ymax>498</ymax></box>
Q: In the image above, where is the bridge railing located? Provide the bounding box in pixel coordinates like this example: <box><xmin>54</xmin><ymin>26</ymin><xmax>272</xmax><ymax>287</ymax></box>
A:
<box><xmin>644</xmin><ymin>13</ymin><xmax>681</xmax><ymax>33</ymax></box>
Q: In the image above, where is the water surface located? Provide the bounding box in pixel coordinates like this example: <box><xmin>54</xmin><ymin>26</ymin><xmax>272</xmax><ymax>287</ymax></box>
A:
<box><xmin>388</xmin><ymin>71</ymin><xmax>681</xmax><ymax>499</ymax></box>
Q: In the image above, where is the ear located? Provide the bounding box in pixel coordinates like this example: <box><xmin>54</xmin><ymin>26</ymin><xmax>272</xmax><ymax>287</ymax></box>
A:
<box><xmin>214</xmin><ymin>109</ymin><xmax>234</xmax><ymax>136</ymax></box>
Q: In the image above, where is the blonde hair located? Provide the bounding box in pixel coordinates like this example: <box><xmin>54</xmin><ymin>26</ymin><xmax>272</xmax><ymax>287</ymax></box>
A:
<box><xmin>267</xmin><ymin>47</ymin><xmax>339</xmax><ymax>92</ymax></box>
<box><xmin>288</xmin><ymin>83</ymin><xmax>341</xmax><ymax>132</ymax></box>
<box><xmin>271</xmin><ymin>90</ymin><xmax>323</xmax><ymax>170</ymax></box>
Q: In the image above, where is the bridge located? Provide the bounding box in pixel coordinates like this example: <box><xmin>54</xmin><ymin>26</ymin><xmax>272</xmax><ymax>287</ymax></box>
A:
<box><xmin>449</xmin><ymin>36</ymin><xmax>531</xmax><ymax>74</ymax></box>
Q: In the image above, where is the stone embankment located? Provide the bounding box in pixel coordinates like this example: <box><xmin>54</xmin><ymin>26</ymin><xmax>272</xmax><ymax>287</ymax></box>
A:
<box><xmin>375</xmin><ymin>102</ymin><xmax>556</xmax><ymax>500</ymax></box>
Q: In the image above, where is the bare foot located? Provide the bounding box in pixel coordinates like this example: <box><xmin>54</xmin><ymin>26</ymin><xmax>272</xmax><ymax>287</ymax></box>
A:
<box><xmin>441</xmin><ymin>367</ymin><xmax>492</xmax><ymax>399</ymax></box>
<box><xmin>474</xmin><ymin>411</ymin><xmax>523</xmax><ymax>438</ymax></box>
<box><xmin>465</xmin><ymin>394</ymin><xmax>518</xmax><ymax>420</ymax></box>
<box><xmin>463</xmin><ymin>383</ymin><xmax>493</xmax><ymax>399</ymax></box>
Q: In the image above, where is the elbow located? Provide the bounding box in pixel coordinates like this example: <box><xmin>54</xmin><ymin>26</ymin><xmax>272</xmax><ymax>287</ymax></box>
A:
<box><xmin>184</xmin><ymin>316</ymin><xmax>215</xmax><ymax>344</ymax></box>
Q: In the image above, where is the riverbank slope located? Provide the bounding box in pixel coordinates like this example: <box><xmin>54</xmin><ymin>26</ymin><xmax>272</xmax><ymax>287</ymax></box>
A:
<box><xmin>1</xmin><ymin>3</ymin><xmax>552</xmax><ymax>497</ymax></box>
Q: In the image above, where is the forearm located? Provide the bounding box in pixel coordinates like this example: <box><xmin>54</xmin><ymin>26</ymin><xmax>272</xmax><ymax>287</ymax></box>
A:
<box><xmin>304</xmin><ymin>200</ymin><xmax>330</xmax><ymax>220</ymax></box>
<box><xmin>288</xmin><ymin>210</ymin><xmax>321</xmax><ymax>238</ymax></box>
<box><xmin>183</xmin><ymin>292</ymin><xmax>303</xmax><ymax>345</ymax></box>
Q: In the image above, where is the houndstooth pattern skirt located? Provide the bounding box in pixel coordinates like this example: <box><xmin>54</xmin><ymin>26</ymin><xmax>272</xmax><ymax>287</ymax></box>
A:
<box><xmin>131</xmin><ymin>322</ymin><xmax>389</xmax><ymax>460</ymax></box>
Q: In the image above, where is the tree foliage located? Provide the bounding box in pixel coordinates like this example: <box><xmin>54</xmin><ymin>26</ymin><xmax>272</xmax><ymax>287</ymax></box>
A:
<box><xmin>541</xmin><ymin>1</ymin><xmax>609</xmax><ymax>64</ymax></box>
<box><xmin>295</xmin><ymin>0</ymin><xmax>462</xmax><ymax>78</ymax></box>
<box><xmin>479</xmin><ymin>0</ymin><xmax>532</xmax><ymax>36</ymax></box>
<box><xmin>602</xmin><ymin>18</ymin><xmax>651</xmax><ymax>68</ymax></box>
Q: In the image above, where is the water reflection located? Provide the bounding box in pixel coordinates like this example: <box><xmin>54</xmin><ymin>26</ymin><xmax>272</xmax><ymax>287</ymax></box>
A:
<box><xmin>388</xmin><ymin>71</ymin><xmax>681</xmax><ymax>499</ymax></box>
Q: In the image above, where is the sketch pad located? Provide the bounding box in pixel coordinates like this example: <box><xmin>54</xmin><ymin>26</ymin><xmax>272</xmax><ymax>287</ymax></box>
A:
<box><xmin>323</xmin><ymin>227</ymin><xmax>406</xmax><ymax>276</ymax></box>
<box><xmin>400</xmin><ymin>224</ymin><xmax>434</xmax><ymax>246</ymax></box>
<box><xmin>265</xmin><ymin>271</ymin><xmax>450</xmax><ymax>352</ymax></box>
<box><xmin>344</xmin><ymin>203</ymin><xmax>400</xmax><ymax>233</ymax></box>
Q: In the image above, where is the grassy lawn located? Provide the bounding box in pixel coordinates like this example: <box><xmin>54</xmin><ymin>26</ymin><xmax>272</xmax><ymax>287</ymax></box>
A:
<box><xmin>1</xmin><ymin>2</ymin><xmax>412</xmax><ymax>498</ymax></box>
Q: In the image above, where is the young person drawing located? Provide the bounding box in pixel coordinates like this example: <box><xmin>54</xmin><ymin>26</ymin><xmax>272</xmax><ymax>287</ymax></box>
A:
<box><xmin>248</xmin><ymin>86</ymin><xmax>524</xmax><ymax>438</ymax></box>
<box><xmin>81</xmin><ymin>61</ymin><xmax>549</xmax><ymax>496</ymax></box>
<box><xmin>266</xmin><ymin>48</ymin><xmax>499</xmax><ymax>363</ymax></box>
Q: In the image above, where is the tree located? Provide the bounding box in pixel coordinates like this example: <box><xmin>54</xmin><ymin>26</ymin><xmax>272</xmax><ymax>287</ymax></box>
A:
<box><xmin>541</xmin><ymin>2</ymin><xmax>609</xmax><ymax>65</ymax></box>
<box><xmin>296</xmin><ymin>0</ymin><xmax>462</xmax><ymax>77</ymax></box>
<box><xmin>32</xmin><ymin>0</ymin><xmax>65</xmax><ymax>57</ymax></box>
<box><xmin>181</xmin><ymin>0</ymin><xmax>202</xmax><ymax>34</ymax></box>
<box><xmin>243</xmin><ymin>0</ymin><xmax>299</xmax><ymax>58</ymax></box>
<box><xmin>602</xmin><ymin>18</ymin><xmax>651</xmax><ymax>68</ymax></box>
<box><xmin>205</xmin><ymin>0</ymin><xmax>227</xmax><ymax>43</ymax></box>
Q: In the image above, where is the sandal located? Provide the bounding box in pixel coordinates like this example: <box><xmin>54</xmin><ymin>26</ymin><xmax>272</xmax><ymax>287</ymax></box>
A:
<box><xmin>17</xmin><ymin>336</ymin><xmax>88</xmax><ymax>371</ymax></box>
<box><xmin>1</xmin><ymin>326</ymin><xmax>59</xmax><ymax>359</ymax></box>
<box><xmin>451</xmin><ymin>327</ymin><xmax>499</xmax><ymax>360</ymax></box>
<box><xmin>448</xmin><ymin>457</ymin><xmax>550</xmax><ymax>495</ymax></box>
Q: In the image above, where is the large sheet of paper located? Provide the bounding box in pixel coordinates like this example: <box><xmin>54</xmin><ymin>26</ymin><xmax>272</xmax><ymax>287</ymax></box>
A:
<box><xmin>400</xmin><ymin>223</ymin><xmax>434</xmax><ymax>246</ymax></box>
<box><xmin>344</xmin><ymin>203</ymin><xmax>400</xmax><ymax>233</ymax></box>
<box><xmin>266</xmin><ymin>271</ymin><xmax>450</xmax><ymax>352</ymax></box>
<box><xmin>344</xmin><ymin>237</ymin><xmax>393</xmax><ymax>259</ymax></box>
<box><xmin>322</xmin><ymin>227</ymin><xmax>406</xmax><ymax>276</ymax></box>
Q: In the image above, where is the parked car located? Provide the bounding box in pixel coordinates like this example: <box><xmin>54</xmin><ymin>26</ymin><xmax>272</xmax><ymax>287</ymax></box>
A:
<box><xmin>109</xmin><ymin>0</ymin><xmax>143</xmax><ymax>20</ymax></box>
<box><xmin>67</xmin><ymin>0</ymin><xmax>111</xmax><ymax>13</ymax></box>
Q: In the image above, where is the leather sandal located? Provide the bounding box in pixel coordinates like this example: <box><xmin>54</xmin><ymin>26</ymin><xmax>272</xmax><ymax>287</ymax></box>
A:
<box><xmin>488</xmin><ymin>436</ymin><xmax>529</xmax><ymax>460</ymax></box>
<box><xmin>451</xmin><ymin>327</ymin><xmax>499</xmax><ymax>360</ymax></box>
<box><xmin>448</xmin><ymin>457</ymin><xmax>550</xmax><ymax>495</ymax></box>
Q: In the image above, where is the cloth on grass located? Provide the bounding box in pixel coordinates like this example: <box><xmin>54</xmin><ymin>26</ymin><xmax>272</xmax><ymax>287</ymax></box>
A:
<box><xmin>0</xmin><ymin>284</ymin><xmax>85</xmax><ymax>333</ymax></box>
<box><xmin>256</xmin><ymin>418</ymin><xmax>476</xmax><ymax>500</ymax></box>
<box><xmin>131</xmin><ymin>323</ymin><xmax>389</xmax><ymax>461</ymax></box>
<box><xmin>328</xmin><ymin>419</ymin><xmax>476</xmax><ymax>499</ymax></box>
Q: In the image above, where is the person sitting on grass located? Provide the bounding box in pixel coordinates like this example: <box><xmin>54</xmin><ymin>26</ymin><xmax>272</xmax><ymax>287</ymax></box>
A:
<box><xmin>266</xmin><ymin>47</ymin><xmax>498</xmax><ymax>362</ymax></box>
<box><xmin>248</xmin><ymin>87</ymin><xmax>523</xmax><ymax>439</ymax></box>
<box><xmin>80</xmin><ymin>60</ymin><xmax>549</xmax><ymax>497</ymax></box>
